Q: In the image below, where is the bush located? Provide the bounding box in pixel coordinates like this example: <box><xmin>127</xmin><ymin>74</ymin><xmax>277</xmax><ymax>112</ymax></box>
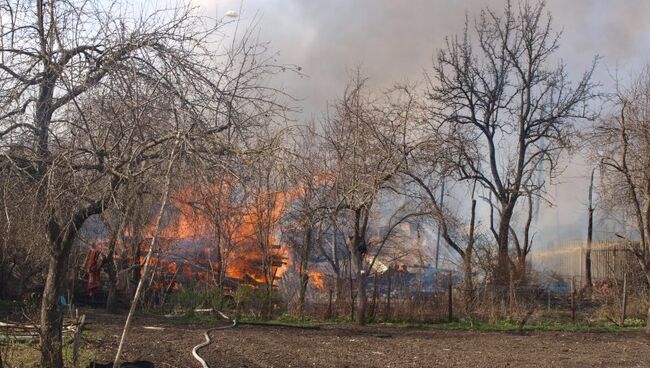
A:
<box><xmin>167</xmin><ymin>284</ymin><xmax>229</xmax><ymax>312</ymax></box>
<box><xmin>234</xmin><ymin>285</ymin><xmax>284</xmax><ymax>319</ymax></box>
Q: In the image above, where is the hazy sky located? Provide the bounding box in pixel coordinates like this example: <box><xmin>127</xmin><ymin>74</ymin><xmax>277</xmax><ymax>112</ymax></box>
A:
<box><xmin>193</xmin><ymin>0</ymin><xmax>650</xmax><ymax>252</ymax></box>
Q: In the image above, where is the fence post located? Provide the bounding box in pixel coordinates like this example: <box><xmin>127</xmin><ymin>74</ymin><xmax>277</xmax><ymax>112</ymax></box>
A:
<box><xmin>621</xmin><ymin>272</ymin><xmax>627</xmax><ymax>326</ymax></box>
<box><xmin>570</xmin><ymin>277</ymin><xmax>576</xmax><ymax>323</ymax></box>
<box><xmin>447</xmin><ymin>271</ymin><xmax>453</xmax><ymax>322</ymax></box>
<box><xmin>547</xmin><ymin>289</ymin><xmax>551</xmax><ymax>312</ymax></box>
<box><xmin>72</xmin><ymin>314</ymin><xmax>86</xmax><ymax>367</ymax></box>
<box><xmin>385</xmin><ymin>268</ymin><xmax>392</xmax><ymax>321</ymax></box>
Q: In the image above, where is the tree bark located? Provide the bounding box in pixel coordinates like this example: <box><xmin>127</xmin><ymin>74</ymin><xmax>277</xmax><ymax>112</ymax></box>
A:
<box><xmin>518</xmin><ymin>257</ymin><xmax>527</xmax><ymax>286</ymax></box>
<box><xmin>356</xmin><ymin>270</ymin><xmax>367</xmax><ymax>325</ymax></box>
<box><xmin>39</xmin><ymin>249</ymin><xmax>69</xmax><ymax>368</ymax></box>
<box><xmin>106</xmin><ymin>279</ymin><xmax>118</xmax><ymax>313</ymax></box>
<box><xmin>495</xmin><ymin>201</ymin><xmax>515</xmax><ymax>299</ymax></box>
<box><xmin>334</xmin><ymin>275</ymin><xmax>343</xmax><ymax>318</ymax></box>
<box><xmin>463</xmin><ymin>198</ymin><xmax>477</xmax><ymax>311</ymax></box>
<box><xmin>463</xmin><ymin>253</ymin><xmax>474</xmax><ymax>311</ymax></box>
<box><xmin>585</xmin><ymin>168</ymin><xmax>595</xmax><ymax>290</ymax></box>
<box><xmin>350</xmin><ymin>223</ymin><xmax>368</xmax><ymax>325</ymax></box>
<box><xmin>297</xmin><ymin>227</ymin><xmax>312</xmax><ymax>317</ymax></box>
<box><xmin>298</xmin><ymin>272</ymin><xmax>308</xmax><ymax>317</ymax></box>
<box><xmin>105</xmin><ymin>203</ymin><xmax>134</xmax><ymax>313</ymax></box>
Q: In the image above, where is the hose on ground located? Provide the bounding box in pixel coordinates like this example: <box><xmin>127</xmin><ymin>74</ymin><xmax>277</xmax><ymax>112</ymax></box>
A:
<box><xmin>192</xmin><ymin>311</ymin><xmax>237</xmax><ymax>368</ymax></box>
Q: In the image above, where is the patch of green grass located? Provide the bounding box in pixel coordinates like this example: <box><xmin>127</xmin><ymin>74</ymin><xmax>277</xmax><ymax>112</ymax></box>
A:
<box><xmin>165</xmin><ymin>311</ymin><xmax>328</xmax><ymax>328</ymax></box>
<box><xmin>1</xmin><ymin>339</ymin><xmax>40</xmax><ymax>367</ymax></box>
<box><xmin>138</xmin><ymin>310</ymin><xmax>647</xmax><ymax>334</ymax></box>
<box><xmin>238</xmin><ymin>315</ymin><xmax>329</xmax><ymax>329</ymax></box>
<box><xmin>623</xmin><ymin>318</ymin><xmax>646</xmax><ymax>328</ymax></box>
<box><xmin>1</xmin><ymin>336</ymin><xmax>95</xmax><ymax>368</ymax></box>
<box><xmin>378</xmin><ymin>320</ymin><xmax>645</xmax><ymax>333</ymax></box>
<box><xmin>164</xmin><ymin>312</ymin><xmax>220</xmax><ymax>325</ymax></box>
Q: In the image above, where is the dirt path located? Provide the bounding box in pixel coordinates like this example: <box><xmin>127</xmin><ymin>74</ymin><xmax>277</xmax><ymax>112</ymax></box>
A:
<box><xmin>84</xmin><ymin>313</ymin><xmax>650</xmax><ymax>367</ymax></box>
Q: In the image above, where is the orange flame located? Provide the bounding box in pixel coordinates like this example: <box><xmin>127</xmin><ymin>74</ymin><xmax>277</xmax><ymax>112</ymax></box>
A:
<box><xmin>308</xmin><ymin>270</ymin><xmax>326</xmax><ymax>289</ymax></box>
<box><xmin>114</xmin><ymin>174</ymin><xmax>331</xmax><ymax>291</ymax></box>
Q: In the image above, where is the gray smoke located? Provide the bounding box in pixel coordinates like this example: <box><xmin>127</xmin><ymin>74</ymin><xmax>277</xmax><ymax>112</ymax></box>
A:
<box><xmin>200</xmin><ymin>0</ymin><xmax>650</xmax><ymax>252</ymax></box>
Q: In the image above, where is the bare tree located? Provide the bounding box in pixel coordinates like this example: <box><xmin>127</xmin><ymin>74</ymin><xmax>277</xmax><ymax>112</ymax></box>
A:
<box><xmin>427</xmin><ymin>0</ymin><xmax>597</xmax><ymax>295</ymax></box>
<box><xmin>322</xmin><ymin>74</ymin><xmax>419</xmax><ymax>325</ymax></box>
<box><xmin>282</xmin><ymin>123</ymin><xmax>329</xmax><ymax>316</ymax></box>
<box><xmin>213</xmin><ymin>126</ymin><xmax>295</xmax><ymax>318</ymax></box>
<box><xmin>405</xmin><ymin>172</ymin><xmax>480</xmax><ymax>309</ymax></box>
<box><xmin>182</xmin><ymin>171</ymin><xmax>247</xmax><ymax>291</ymax></box>
<box><xmin>0</xmin><ymin>1</ymin><xmax>289</xmax><ymax>365</ymax></box>
<box><xmin>591</xmin><ymin>66</ymin><xmax>650</xmax><ymax>334</ymax></box>
<box><xmin>314</xmin><ymin>208</ymin><xmax>347</xmax><ymax>316</ymax></box>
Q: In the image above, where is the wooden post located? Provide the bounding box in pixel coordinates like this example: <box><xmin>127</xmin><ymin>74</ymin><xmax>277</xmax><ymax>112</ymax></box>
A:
<box><xmin>447</xmin><ymin>271</ymin><xmax>453</xmax><ymax>322</ymax></box>
<box><xmin>114</xmin><ymin>137</ymin><xmax>179</xmax><ymax>368</ymax></box>
<box><xmin>547</xmin><ymin>289</ymin><xmax>551</xmax><ymax>312</ymax></box>
<box><xmin>621</xmin><ymin>273</ymin><xmax>627</xmax><ymax>326</ymax></box>
<box><xmin>570</xmin><ymin>277</ymin><xmax>576</xmax><ymax>323</ymax></box>
<box><xmin>385</xmin><ymin>267</ymin><xmax>392</xmax><ymax>321</ymax></box>
<box><xmin>72</xmin><ymin>314</ymin><xmax>86</xmax><ymax>367</ymax></box>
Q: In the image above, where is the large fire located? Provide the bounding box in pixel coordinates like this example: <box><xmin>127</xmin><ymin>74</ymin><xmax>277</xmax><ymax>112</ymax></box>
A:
<box><xmin>118</xmin><ymin>181</ymin><xmax>327</xmax><ymax>292</ymax></box>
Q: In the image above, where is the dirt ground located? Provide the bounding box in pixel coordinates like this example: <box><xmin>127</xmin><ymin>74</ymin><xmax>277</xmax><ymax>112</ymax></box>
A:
<box><xmin>83</xmin><ymin>313</ymin><xmax>650</xmax><ymax>368</ymax></box>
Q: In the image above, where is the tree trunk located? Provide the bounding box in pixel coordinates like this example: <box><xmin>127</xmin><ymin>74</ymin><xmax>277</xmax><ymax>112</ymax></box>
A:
<box><xmin>298</xmin><ymin>272</ymin><xmax>308</xmax><ymax>317</ymax></box>
<box><xmin>211</xmin><ymin>218</ymin><xmax>224</xmax><ymax>291</ymax></box>
<box><xmin>495</xmin><ymin>202</ymin><xmax>515</xmax><ymax>299</ymax></box>
<box><xmin>105</xmin><ymin>233</ymin><xmax>121</xmax><ymax>314</ymax></box>
<box><xmin>214</xmin><ymin>242</ymin><xmax>223</xmax><ymax>291</ymax></box>
<box><xmin>462</xmin><ymin>253</ymin><xmax>474</xmax><ymax>312</ymax></box>
<box><xmin>586</xmin><ymin>168</ymin><xmax>595</xmax><ymax>290</ymax></box>
<box><xmin>264</xmin><ymin>284</ymin><xmax>272</xmax><ymax>320</ymax></box>
<box><xmin>350</xmin><ymin>230</ymin><xmax>368</xmax><ymax>325</ymax></box>
<box><xmin>297</xmin><ymin>228</ymin><xmax>312</xmax><ymax>317</ymax></box>
<box><xmin>40</xmin><ymin>210</ymin><xmax>97</xmax><ymax>368</ymax></box>
<box><xmin>40</xmin><ymin>250</ymin><xmax>68</xmax><ymax>368</ymax></box>
<box><xmin>0</xmin><ymin>261</ymin><xmax>6</xmax><ymax>300</ymax></box>
<box><xmin>464</xmin><ymin>197</ymin><xmax>477</xmax><ymax>312</ymax></box>
<box><xmin>106</xmin><ymin>279</ymin><xmax>118</xmax><ymax>314</ymax></box>
<box><xmin>356</xmin><ymin>270</ymin><xmax>367</xmax><ymax>325</ymax></box>
<box><xmin>348</xmin><ymin>262</ymin><xmax>355</xmax><ymax>322</ymax></box>
<box><xmin>334</xmin><ymin>275</ymin><xmax>343</xmax><ymax>318</ymax></box>
<box><xmin>518</xmin><ymin>257</ymin><xmax>527</xmax><ymax>286</ymax></box>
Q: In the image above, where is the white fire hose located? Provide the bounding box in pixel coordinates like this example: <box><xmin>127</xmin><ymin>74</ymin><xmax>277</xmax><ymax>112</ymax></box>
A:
<box><xmin>191</xmin><ymin>310</ymin><xmax>237</xmax><ymax>368</ymax></box>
